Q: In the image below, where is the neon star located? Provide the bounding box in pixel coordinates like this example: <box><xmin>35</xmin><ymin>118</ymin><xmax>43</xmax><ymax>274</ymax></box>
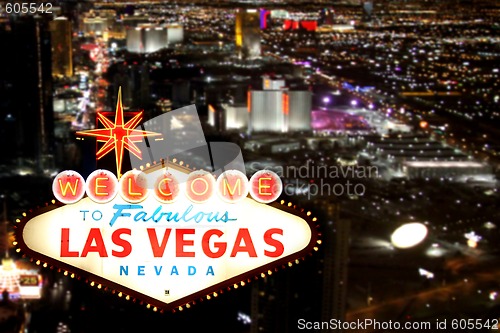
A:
<box><xmin>77</xmin><ymin>87</ymin><xmax>161</xmax><ymax>178</ymax></box>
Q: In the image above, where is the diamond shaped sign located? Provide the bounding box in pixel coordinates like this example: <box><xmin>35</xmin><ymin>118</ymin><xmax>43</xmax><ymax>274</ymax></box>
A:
<box><xmin>15</xmin><ymin>162</ymin><xmax>320</xmax><ymax>312</ymax></box>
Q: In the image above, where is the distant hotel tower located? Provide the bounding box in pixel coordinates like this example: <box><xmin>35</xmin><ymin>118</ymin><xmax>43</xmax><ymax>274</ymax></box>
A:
<box><xmin>50</xmin><ymin>17</ymin><xmax>73</xmax><ymax>77</ymax></box>
<box><xmin>235</xmin><ymin>8</ymin><xmax>261</xmax><ymax>59</ymax></box>
<box><xmin>247</xmin><ymin>76</ymin><xmax>311</xmax><ymax>133</ymax></box>
<box><xmin>126</xmin><ymin>24</ymin><xmax>184</xmax><ymax>53</ymax></box>
<box><xmin>0</xmin><ymin>16</ymin><xmax>54</xmax><ymax>171</ymax></box>
<box><xmin>362</xmin><ymin>1</ymin><xmax>374</xmax><ymax>22</ymax></box>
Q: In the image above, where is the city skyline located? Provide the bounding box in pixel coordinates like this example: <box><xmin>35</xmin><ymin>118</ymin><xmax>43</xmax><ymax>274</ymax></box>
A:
<box><xmin>0</xmin><ymin>0</ymin><xmax>499</xmax><ymax>332</ymax></box>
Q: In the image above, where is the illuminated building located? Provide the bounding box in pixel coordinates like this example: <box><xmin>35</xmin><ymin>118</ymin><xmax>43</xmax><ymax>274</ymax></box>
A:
<box><xmin>262</xmin><ymin>75</ymin><xmax>285</xmax><ymax>90</ymax></box>
<box><xmin>235</xmin><ymin>8</ymin><xmax>261</xmax><ymax>59</ymax></box>
<box><xmin>49</xmin><ymin>17</ymin><xmax>73</xmax><ymax>77</ymax></box>
<box><xmin>248</xmin><ymin>87</ymin><xmax>311</xmax><ymax>133</ymax></box>
<box><xmin>362</xmin><ymin>1</ymin><xmax>374</xmax><ymax>22</ymax></box>
<box><xmin>224</xmin><ymin>104</ymin><xmax>248</xmax><ymax>130</ymax></box>
<box><xmin>260</xmin><ymin>9</ymin><xmax>270</xmax><ymax>29</ymax></box>
<box><xmin>166</xmin><ymin>24</ymin><xmax>184</xmax><ymax>45</ymax></box>
<box><xmin>319</xmin><ymin>8</ymin><xmax>334</xmax><ymax>25</ymax></box>
<box><xmin>365</xmin><ymin>134</ymin><xmax>494</xmax><ymax>180</ymax></box>
<box><xmin>0</xmin><ymin>258</ymin><xmax>42</xmax><ymax>301</ymax></box>
<box><xmin>126</xmin><ymin>27</ymin><xmax>143</xmax><ymax>53</ymax></box>
<box><xmin>269</xmin><ymin>9</ymin><xmax>290</xmax><ymax>20</ymax></box>
<box><xmin>260</xmin><ymin>9</ymin><xmax>319</xmax><ymax>31</ymax></box>
<box><xmin>402</xmin><ymin>161</ymin><xmax>492</xmax><ymax>180</ymax></box>
<box><xmin>122</xmin><ymin>15</ymin><xmax>149</xmax><ymax>29</ymax></box>
<box><xmin>144</xmin><ymin>26</ymin><xmax>165</xmax><ymax>53</ymax></box>
<box><xmin>0</xmin><ymin>203</ymin><xmax>42</xmax><ymax>302</ymax></box>
<box><xmin>287</xmin><ymin>91</ymin><xmax>312</xmax><ymax>132</ymax></box>
<box><xmin>126</xmin><ymin>24</ymin><xmax>184</xmax><ymax>53</ymax></box>
<box><xmin>82</xmin><ymin>16</ymin><xmax>111</xmax><ymax>36</ymax></box>
<box><xmin>249</xmin><ymin>90</ymin><xmax>284</xmax><ymax>132</ymax></box>
<box><xmin>156</xmin><ymin>98</ymin><xmax>172</xmax><ymax>113</ymax></box>
<box><xmin>282</xmin><ymin>19</ymin><xmax>317</xmax><ymax>31</ymax></box>
<box><xmin>106</xmin><ymin>25</ymin><xmax>126</xmax><ymax>40</ymax></box>
<box><xmin>316</xmin><ymin>24</ymin><xmax>355</xmax><ymax>32</ymax></box>
<box><xmin>0</xmin><ymin>16</ymin><xmax>54</xmax><ymax>171</ymax></box>
<box><xmin>208</xmin><ymin>104</ymin><xmax>248</xmax><ymax>131</ymax></box>
<box><xmin>208</xmin><ymin>104</ymin><xmax>217</xmax><ymax>128</ymax></box>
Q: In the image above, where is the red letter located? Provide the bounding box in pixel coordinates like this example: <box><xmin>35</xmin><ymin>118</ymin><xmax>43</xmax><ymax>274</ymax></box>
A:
<box><xmin>112</xmin><ymin>228</ymin><xmax>132</xmax><ymax>257</ymax></box>
<box><xmin>60</xmin><ymin>228</ymin><xmax>79</xmax><ymax>257</ymax></box>
<box><xmin>147</xmin><ymin>228</ymin><xmax>172</xmax><ymax>257</ymax></box>
<box><xmin>81</xmin><ymin>228</ymin><xmax>108</xmax><ymax>257</ymax></box>
<box><xmin>202</xmin><ymin>229</ymin><xmax>227</xmax><ymax>258</ymax></box>
<box><xmin>176</xmin><ymin>229</ymin><xmax>195</xmax><ymax>257</ymax></box>
<box><xmin>264</xmin><ymin>228</ymin><xmax>284</xmax><ymax>257</ymax></box>
<box><xmin>230</xmin><ymin>228</ymin><xmax>257</xmax><ymax>257</ymax></box>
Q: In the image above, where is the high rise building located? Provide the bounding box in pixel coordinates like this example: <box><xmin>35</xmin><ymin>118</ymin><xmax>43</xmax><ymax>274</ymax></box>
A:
<box><xmin>0</xmin><ymin>16</ymin><xmax>54</xmax><ymax>172</ymax></box>
<box><xmin>248</xmin><ymin>84</ymin><xmax>312</xmax><ymax>133</ymax></box>
<box><xmin>321</xmin><ymin>203</ymin><xmax>351</xmax><ymax>332</ymax></box>
<box><xmin>235</xmin><ymin>8</ymin><xmax>261</xmax><ymax>59</ymax></box>
<box><xmin>126</xmin><ymin>27</ymin><xmax>143</xmax><ymax>53</ymax></box>
<box><xmin>166</xmin><ymin>24</ymin><xmax>184</xmax><ymax>45</ymax></box>
<box><xmin>207</xmin><ymin>103</ymin><xmax>248</xmax><ymax>131</ymax></box>
<box><xmin>111</xmin><ymin>62</ymin><xmax>150</xmax><ymax>109</ymax></box>
<box><xmin>144</xmin><ymin>26</ymin><xmax>165</xmax><ymax>53</ymax></box>
<box><xmin>50</xmin><ymin>17</ymin><xmax>73</xmax><ymax>77</ymax></box>
<box><xmin>287</xmin><ymin>90</ymin><xmax>312</xmax><ymax>132</ymax></box>
<box><xmin>362</xmin><ymin>1</ymin><xmax>374</xmax><ymax>22</ymax></box>
<box><xmin>126</xmin><ymin>24</ymin><xmax>184</xmax><ymax>53</ymax></box>
<box><xmin>248</xmin><ymin>90</ymin><xmax>284</xmax><ymax>132</ymax></box>
<box><xmin>82</xmin><ymin>16</ymin><xmax>112</xmax><ymax>36</ymax></box>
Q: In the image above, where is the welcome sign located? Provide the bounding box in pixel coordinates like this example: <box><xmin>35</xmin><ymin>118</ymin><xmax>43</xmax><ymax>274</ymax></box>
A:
<box><xmin>14</xmin><ymin>91</ymin><xmax>320</xmax><ymax>312</ymax></box>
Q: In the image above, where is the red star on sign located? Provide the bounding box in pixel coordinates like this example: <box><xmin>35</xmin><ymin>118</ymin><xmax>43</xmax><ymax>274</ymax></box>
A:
<box><xmin>77</xmin><ymin>87</ymin><xmax>161</xmax><ymax>178</ymax></box>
